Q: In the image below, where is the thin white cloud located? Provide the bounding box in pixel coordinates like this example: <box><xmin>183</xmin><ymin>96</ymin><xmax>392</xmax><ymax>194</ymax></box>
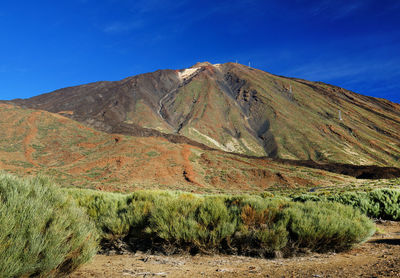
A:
<box><xmin>307</xmin><ymin>0</ymin><xmax>370</xmax><ymax>20</ymax></box>
<box><xmin>132</xmin><ymin>0</ymin><xmax>189</xmax><ymax>14</ymax></box>
<box><xmin>103</xmin><ymin>20</ymin><xmax>144</xmax><ymax>34</ymax></box>
<box><xmin>281</xmin><ymin>57</ymin><xmax>400</xmax><ymax>100</ymax></box>
<box><xmin>286</xmin><ymin>58</ymin><xmax>400</xmax><ymax>82</ymax></box>
<box><xmin>101</xmin><ymin>0</ymin><xmax>189</xmax><ymax>34</ymax></box>
<box><xmin>0</xmin><ymin>65</ymin><xmax>29</xmax><ymax>74</ymax></box>
<box><xmin>101</xmin><ymin>0</ymin><xmax>260</xmax><ymax>35</ymax></box>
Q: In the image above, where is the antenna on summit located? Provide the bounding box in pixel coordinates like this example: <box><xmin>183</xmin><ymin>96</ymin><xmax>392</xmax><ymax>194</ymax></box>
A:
<box><xmin>235</xmin><ymin>60</ymin><xmax>238</xmax><ymax>64</ymax></box>
<box><xmin>248</xmin><ymin>61</ymin><xmax>251</xmax><ymax>68</ymax></box>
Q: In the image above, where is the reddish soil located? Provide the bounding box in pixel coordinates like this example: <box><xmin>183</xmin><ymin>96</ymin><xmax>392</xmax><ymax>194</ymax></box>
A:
<box><xmin>69</xmin><ymin>221</ymin><xmax>400</xmax><ymax>278</ymax></box>
<box><xmin>77</xmin><ymin>142</ymin><xmax>98</xmax><ymax>149</ymax></box>
<box><xmin>22</xmin><ymin>111</ymin><xmax>41</xmax><ymax>167</ymax></box>
<box><xmin>0</xmin><ymin>104</ymin><xmax>379</xmax><ymax>192</ymax></box>
<box><xmin>58</xmin><ymin>110</ymin><xmax>74</xmax><ymax>115</ymax></box>
<box><xmin>181</xmin><ymin>144</ymin><xmax>202</xmax><ymax>187</ymax></box>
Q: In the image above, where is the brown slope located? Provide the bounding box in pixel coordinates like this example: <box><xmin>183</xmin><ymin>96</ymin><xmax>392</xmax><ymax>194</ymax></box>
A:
<box><xmin>0</xmin><ymin>103</ymin><xmax>361</xmax><ymax>193</ymax></box>
<box><xmin>12</xmin><ymin>69</ymin><xmax>180</xmax><ymax>133</ymax></box>
<box><xmin>8</xmin><ymin>62</ymin><xmax>400</xmax><ymax>166</ymax></box>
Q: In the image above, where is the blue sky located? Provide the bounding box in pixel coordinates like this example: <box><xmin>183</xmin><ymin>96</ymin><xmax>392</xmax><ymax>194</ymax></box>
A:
<box><xmin>1</xmin><ymin>0</ymin><xmax>399</xmax><ymax>103</ymax></box>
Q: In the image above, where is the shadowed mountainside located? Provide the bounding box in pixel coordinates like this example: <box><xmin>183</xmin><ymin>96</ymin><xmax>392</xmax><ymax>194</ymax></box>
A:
<box><xmin>10</xmin><ymin>62</ymin><xmax>400</xmax><ymax>167</ymax></box>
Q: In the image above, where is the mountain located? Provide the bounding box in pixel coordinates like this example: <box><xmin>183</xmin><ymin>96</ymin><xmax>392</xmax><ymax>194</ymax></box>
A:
<box><xmin>0</xmin><ymin>103</ymin><xmax>362</xmax><ymax>192</ymax></box>
<box><xmin>10</xmin><ymin>62</ymin><xmax>400</xmax><ymax>166</ymax></box>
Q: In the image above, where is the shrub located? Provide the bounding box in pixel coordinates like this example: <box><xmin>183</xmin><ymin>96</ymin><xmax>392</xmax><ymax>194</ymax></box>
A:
<box><xmin>66</xmin><ymin>188</ymin><xmax>375</xmax><ymax>257</ymax></box>
<box><xmin>292</xmin><ymin>194</ymin><xmax>323</xmax><ymax>203</ymax></box>
<box><xmin>0</xmin><ymin>174</ymin><xmax>98</xmax><ymax>278</ymax></box>
<box><xmin>66</xmin><ymin>189</ymin><xmax>131</xmax><ymax>242</ymax></box>
<box><xmin>293</xmin><ymin>188</ymin><xmax>400</xmax><ymax>220</ymax></box>
<box><xmin>146</xmin><ymin>195</ymin><xmax>236</xmax><ymax>253</ymax></box>
<box><xmin>286</xmin><ymin>201</ymin><xmax>375</xmax><ymax>253</ymax></box>
<box><xmin>367</xmin><ymin>189</ymin><xmax>400</xmax><ymax>219</ymax></box>
<box><xmin>234</xmin><ymin>202</ymin><xmax>289</xmax><ymax>256</ymax></box>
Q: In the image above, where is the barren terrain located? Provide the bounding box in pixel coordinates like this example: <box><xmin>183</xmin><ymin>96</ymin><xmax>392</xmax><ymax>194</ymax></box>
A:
<box><xmin>0</xmin><ymin>103</ymin><xmax>372</xmax><ymax>192</ymax></box>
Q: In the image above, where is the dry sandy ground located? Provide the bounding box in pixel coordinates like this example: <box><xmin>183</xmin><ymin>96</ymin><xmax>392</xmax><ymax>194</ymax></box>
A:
<box><xmin>69</xmin><ymin>221</ymin><xmax>400</xmax><ymax>278</ymax></box>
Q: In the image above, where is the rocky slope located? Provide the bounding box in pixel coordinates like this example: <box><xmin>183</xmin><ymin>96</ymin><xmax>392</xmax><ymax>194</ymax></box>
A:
<box><xmin>11</xmin><ymin>62</ymin><xmax>400</xmax><ymax>166</ymax></box>
<box><xmin>1</xmin><ymin>103</ymin><xmax>361</xmax><ymax>192</ymax></box>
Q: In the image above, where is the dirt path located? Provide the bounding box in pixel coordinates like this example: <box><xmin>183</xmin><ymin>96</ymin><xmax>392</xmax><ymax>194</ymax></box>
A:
<box><xmin>69</xmin><ymin>221</ymin><xmax>400</xmax><ymax>277</ymax></box>
<box><xmin>23</xmin><ymin>112</ymin><xmax>41</xmax><ymax>167</ymax></box>
<box><xmin>181</xmin><ymin>144</ymin><xmax>202</xmax><ymax>187</ymax></box>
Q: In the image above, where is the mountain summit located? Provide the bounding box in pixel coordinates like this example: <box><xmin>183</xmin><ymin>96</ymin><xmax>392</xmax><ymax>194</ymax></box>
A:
<box><xmin>12</xmin><ymin>62</ymin><xmax>400</xmax><ymax>166</ymax></box>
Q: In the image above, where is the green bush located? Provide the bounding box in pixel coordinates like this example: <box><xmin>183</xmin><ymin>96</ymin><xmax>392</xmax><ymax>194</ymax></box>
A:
<box><xmin>0</xmin><ymin>174</ymin><xmax>98</xmax><ymax>278</ymax></box>
<box><xmin>292</xmin><ymin>194</ymin><xmax>323</xmax><ymax>203</ymax></box>
<box><xmin>147</xmin><ymin>195</ymin><xmax>236</xmax><ymax>253</ymax></box>
<box><xmin>292</xmin><ymin>188</ymin><xmax>400</xmax><ymax>220</ymax></box>
<box><xmin>66</xmin><ymin>188</ymin><xmax>375</xmax><ymax>257</ymax></box>
<box><xmin>367</xmin><ymin>189</ymin><xmax>400</xmax><ymax>219</ymax></box>
<box><xmin>67</xmin><ymin>189</ymin><xmax>131</xmax><ymax>241</ymax></box>
<box><xmin>286</xmin><ymin>202</ymin><xmax>375</xmax><ymax>252</ymax></box>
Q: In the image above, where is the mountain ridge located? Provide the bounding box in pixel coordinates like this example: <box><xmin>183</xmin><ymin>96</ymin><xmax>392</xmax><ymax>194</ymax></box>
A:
<box><xmin>8</xmin><ymin>62</ymin><xmax>400</xmax><ymax>167</ymax></box>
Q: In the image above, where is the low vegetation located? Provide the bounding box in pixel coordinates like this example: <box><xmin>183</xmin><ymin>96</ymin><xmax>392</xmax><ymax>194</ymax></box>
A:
<box><xmin>292</xmin><ymin>188</ymin><xmax>400</xmax><ymax>220</ymax></box>
<box><xmin>4</xmin><ymin>172</ymin><xmax>396</xmax><ymax>277</ymax></box>
<box><xmin>0</xmin><ymin>174</ymin><xmax>98</xmax><ymax>278</ymax></box>
<box><xmin>66</xmin><ymin>188</ymin><xmax>375</xmax><ymax>257</ymax></box>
